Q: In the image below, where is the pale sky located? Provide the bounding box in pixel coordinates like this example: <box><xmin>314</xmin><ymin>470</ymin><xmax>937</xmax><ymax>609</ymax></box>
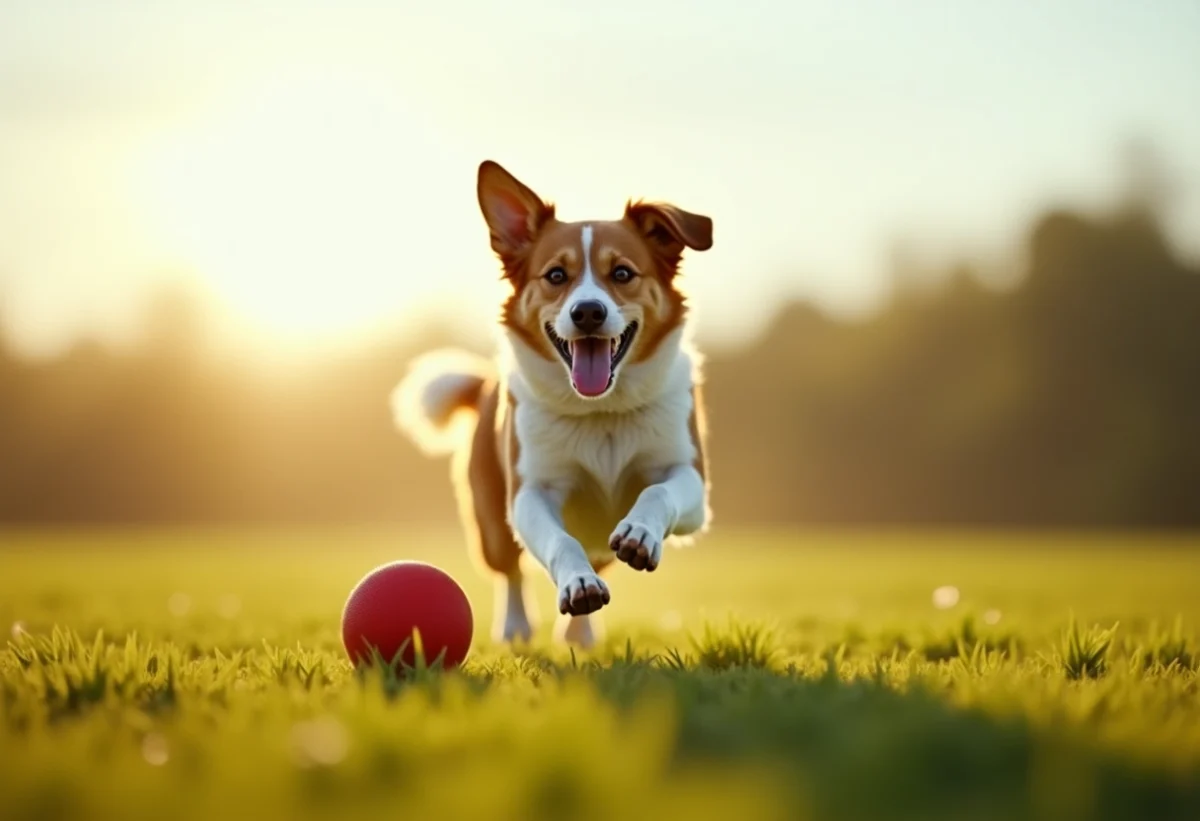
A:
<box><xmin>2</xmin><ymin>0</ymin><xmax>1199</xmax><ymax>357</ymax></box>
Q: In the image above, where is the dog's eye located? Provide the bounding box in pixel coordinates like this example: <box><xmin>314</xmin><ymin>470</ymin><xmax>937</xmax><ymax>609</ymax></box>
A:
<box><xmin>544</xmin><ymin>267</ymin><xmax>568</xmax><ymax>286</ymax></box>
<box><xmin>611</xmin><ymin>265</ymin><xmax>635</xmax><ymax>284</ymax></box>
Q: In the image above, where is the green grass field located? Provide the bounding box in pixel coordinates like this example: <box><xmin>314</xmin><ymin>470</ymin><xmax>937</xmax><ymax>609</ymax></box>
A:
<box><xmin>2</xmin><ymin>528</ymin><xmax>1199</xmax><ymax>821</ymax></box>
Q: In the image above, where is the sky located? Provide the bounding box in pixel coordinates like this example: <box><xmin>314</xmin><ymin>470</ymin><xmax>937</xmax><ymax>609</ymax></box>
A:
<box><xmin>2</xmin><ymin>0</ymin><xmax>1199</xmax><ymax>357</ymax></box>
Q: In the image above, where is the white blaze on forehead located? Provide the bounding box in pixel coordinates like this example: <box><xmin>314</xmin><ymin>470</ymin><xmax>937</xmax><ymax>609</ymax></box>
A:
<box><xmin>580</xmin><ymin>225</ymin><xmax>595</xmax><ymax>281</ymax></box>
<box><xmin>554</xmin><ymin>224</ymin><xmax>624</xmax><ymax>338</ymax></box>
<box><xmin>574</xmin><ymin>225</ymin><xmax>612</xmax><ymax>306</ymax></box>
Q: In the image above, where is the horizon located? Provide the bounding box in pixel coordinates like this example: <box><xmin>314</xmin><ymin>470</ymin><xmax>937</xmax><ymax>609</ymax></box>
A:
<box><xmin>2</xmin><ymin>0</ymin><xmax>1199</xmax><ymax>359</ymax></box>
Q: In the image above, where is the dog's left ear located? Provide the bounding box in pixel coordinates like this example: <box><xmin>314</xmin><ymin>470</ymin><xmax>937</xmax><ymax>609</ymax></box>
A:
<box><xmin>625</xmin><ymin>200</ymin><xmax>713</xmax><ymax>270</ymax></box>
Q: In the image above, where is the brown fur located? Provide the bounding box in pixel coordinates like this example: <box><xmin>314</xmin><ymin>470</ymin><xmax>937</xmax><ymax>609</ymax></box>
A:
<box><xmin>688</xmin><ymin>382</ymin><xmax>710</xmax><ymax>482</ymax></box>
<box><xmin>452</xmin><ymin>379</ymin><xmax>522</xmax><ymax>579</ymax></box>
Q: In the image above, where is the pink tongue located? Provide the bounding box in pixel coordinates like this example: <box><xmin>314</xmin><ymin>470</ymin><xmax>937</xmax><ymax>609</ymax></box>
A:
<box><xmin>570</xmin><ymin>338</ymin><xmax>612</xmax><ymax>397</ymax></box>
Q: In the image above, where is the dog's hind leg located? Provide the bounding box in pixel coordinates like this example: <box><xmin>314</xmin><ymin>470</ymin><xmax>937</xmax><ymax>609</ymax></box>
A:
<box><xmin>554</xmin><ymin>614</ymin><xmax>597</xmax><ymax>647</ymax></box>
<box><xmin>492</xmin><ymin>562</ymin><xmax>535</xmax><ymax>644</ymax></box>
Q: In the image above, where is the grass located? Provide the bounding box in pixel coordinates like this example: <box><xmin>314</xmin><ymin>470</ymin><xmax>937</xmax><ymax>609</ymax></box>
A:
<box><xmin>1</xmin><ymin>527</ymin><xmax>1199</xmax><ymax>821</ymax></box>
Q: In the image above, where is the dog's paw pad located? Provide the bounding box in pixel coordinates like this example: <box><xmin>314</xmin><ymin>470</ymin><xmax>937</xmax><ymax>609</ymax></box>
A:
<box><xmin>557</xmin><ymin>572</ymin><xmax>610</xmax><ymax>616</ymax></box>
<box><xmin>609</xmin><ymin>521</ymin><xmax>663</xmax><ymax>572</ymax></box>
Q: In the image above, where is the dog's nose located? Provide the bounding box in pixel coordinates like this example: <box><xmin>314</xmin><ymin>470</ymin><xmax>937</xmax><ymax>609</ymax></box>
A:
<box><xmin>570</xmin><ymin>300</ymin><xmax>607</xmax><ymax>334</ymax></box>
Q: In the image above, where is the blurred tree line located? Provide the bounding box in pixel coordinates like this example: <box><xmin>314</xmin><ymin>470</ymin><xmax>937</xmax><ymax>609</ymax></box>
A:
<box><xmin>2</xmin><ymin>178</ymin><xmax>1198</xmax><ymax>529</ymax></box>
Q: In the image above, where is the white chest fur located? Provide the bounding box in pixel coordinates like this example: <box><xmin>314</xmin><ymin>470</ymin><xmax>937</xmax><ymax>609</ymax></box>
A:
<box><xmin>505</xmin><ymin>334</ymin><xmax>700</xmax><ymax>555</ymax></box>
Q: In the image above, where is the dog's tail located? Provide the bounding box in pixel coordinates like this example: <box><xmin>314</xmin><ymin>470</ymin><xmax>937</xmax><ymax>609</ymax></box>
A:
<box><xmin>390</xmin><ymin>348</ymin><xmax>493</xmax><ymax>456</ymax></box>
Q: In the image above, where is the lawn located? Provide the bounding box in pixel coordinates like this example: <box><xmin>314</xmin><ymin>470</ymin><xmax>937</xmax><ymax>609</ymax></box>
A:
<box><xmin>1</xmin><ymin>527</ymin><xmax>1198</xmax><ymax>821</ymax></box>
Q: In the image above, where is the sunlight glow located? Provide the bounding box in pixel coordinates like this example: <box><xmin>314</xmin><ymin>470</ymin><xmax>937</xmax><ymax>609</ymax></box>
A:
<box><xmin>138</xmin><ymin>69</ymin><xmax>493</xmax><ymax>342</ymax></box>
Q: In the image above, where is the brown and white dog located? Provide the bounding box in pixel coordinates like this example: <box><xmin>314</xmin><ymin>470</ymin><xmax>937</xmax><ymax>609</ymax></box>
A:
<box><xmin>392</xmin><ymin>160</ymin><xmax>713</xmax><ymax>647</ymax></box>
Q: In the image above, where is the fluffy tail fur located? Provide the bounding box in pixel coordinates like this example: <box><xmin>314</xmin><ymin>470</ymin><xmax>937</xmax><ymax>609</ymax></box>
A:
<box><xmin>390</xmin><ymin>348</ymin><xmax>493</xmax><ymax>456</ymax></box>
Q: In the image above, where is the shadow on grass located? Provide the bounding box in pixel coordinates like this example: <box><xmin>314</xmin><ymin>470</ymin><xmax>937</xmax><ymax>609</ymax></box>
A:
<box><xmin>551</xmin><ymin>661</ymin><xmax>1193</xmax><ymax>821</ymax></box>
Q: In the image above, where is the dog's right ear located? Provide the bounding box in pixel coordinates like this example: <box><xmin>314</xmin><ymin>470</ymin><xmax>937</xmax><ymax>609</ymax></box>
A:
<box><xmin>477</xmin><ymin>160</ymin><xmax>555</xmax><ymax>264</ymax></box>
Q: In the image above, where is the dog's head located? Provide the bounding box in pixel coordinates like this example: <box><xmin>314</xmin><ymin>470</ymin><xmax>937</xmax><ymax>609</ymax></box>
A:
<box><xmin>477</xmin><ymin>160</ymin><xmax>712</xmax><ymax>400</ymax></box>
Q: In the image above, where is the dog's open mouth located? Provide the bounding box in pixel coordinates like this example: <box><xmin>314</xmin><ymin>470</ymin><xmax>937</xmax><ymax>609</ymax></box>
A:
<box><xmin>545</xmin><ymin>322</ymin><xmax>639</xmax><ymax>397</ymax></box>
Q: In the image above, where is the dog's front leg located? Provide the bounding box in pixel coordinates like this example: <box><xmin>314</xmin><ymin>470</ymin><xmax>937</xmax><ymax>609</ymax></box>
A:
<box><xmin>609</xmin><ymin>464</ymin><xmax>707</xmax><ymax>572</ymax></box>
<box><xmin>512</xmin><ymin>484</ymin><xmax>610</xmax><ymax>616</ymax></box>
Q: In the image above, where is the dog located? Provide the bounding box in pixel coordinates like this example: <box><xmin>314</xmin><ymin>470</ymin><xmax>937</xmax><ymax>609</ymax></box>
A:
<box><xmin>392</xmin><ymin>160</ymin><xmax>713</xmax><ymax>648</ymax></box>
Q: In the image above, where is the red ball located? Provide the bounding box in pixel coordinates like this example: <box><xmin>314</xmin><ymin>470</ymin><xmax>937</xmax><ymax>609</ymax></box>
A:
<box><xmin>341</xmin><ymin>561</ymin><xmax>474</xmax><ymax>670</ymax></box>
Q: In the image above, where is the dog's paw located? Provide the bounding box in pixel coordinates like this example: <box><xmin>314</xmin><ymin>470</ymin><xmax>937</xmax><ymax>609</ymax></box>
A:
<box><xmin>609</xmin><ymin>519</ymin><xmax>664</xmax><ymax>572</ymax></box>
<box><xmin>557</xmin><ymin>572</ymin><xmax>610</xmax><ymax>616</ymax></box>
